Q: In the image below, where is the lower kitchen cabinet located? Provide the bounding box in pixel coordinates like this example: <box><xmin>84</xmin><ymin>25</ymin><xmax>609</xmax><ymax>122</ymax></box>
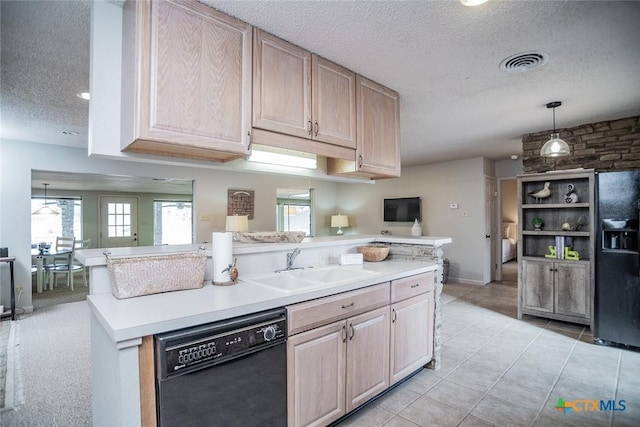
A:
<box><xmin>521</xmin><ymin>258</ymin><xmax>590</xmax><ymax>324</ymax></box>
<box><xmin>287</xmin><ymin>306</ymin><xmax>390</xmax><ymax>427</ymax></box>
<box><xmin>390</xmin><ymin>292</ymin><xmax>434</xmax><ymax>385</ymax></box>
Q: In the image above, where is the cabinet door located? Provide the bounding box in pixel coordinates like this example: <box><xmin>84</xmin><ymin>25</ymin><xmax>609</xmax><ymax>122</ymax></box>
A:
<box><xmin>555</xmin><ymin>262</ymin><xmax>589</xmax><ymax>318</ymax></box>
<box><xmin>390</xmin><ymin>293</ymin><xmax>432</xmax><ymax>385</ymax></box>
<box><xmin>345</xmin><ymin>306</ymin><xmax>390</xmax><ymax>413</ymax></box>
<box><xmin>312</xmin><ymin>55</ymin><xmax>356</xmax><ymax>148</ymax></box>
<box><xmin>123</xmin><ymin>0</ymin><xmax>252</xmax><ymax>159</ymax></box>
<box><xmin>287</xmin><ymin>321</ymin><xmax>346</xmax><ymax>427</ymax></box>
<box><xmin>522</xmin><ymin>259</ymin><xmax>554</xmax><ymax>313</ymax></box>
<box><xmin>355</xmin><ymin>75</ymin><xmax>401</xmax><ymax>177</ymax></box>
<box><xmin>253</xmin><ymin>29</ymin><xmax>311</xmax><ymax>138</ymax></box>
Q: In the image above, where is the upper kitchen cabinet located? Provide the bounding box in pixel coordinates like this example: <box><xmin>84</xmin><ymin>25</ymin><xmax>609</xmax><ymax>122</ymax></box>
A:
<box><xmin>327</xmin><ymin>75</ymin><xmax>401</xmax><ymax>179</ymax></box>
<box><xmin>252</xmin><ymin>29</ymin><xmax>356</xmax><ymax>160</ymax></box>
<box><xmin>121</xmin><ymin>0</ymin><xmax>252</xmax><ymax>161</ymax></box>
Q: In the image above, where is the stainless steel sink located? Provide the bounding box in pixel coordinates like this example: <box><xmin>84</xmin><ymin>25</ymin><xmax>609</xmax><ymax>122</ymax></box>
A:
<box><xmin>242</xmin><ymin>265</ymin><xmax>380</xmax><ymax>293</ymax></box>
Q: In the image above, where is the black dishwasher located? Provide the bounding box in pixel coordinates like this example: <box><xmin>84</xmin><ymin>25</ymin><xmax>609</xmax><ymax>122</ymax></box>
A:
<box><xmin>154</xmin><ymin>308</ymin><xmax>287</xmax><ymax>427</ymax></box>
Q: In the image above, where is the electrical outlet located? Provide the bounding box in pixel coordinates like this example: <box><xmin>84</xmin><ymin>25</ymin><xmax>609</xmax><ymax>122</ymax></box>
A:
<box><xmin>462</xmin><ymin>210</ymin><xmax>469</xmax><ymax>217</ymax></box>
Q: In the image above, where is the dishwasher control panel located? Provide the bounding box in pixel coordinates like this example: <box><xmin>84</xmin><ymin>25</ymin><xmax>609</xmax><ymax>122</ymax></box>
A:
<box><xmin>155</xmin><ymin>308</ymin><xmax>286</xmax><ymax>379</ymax></box>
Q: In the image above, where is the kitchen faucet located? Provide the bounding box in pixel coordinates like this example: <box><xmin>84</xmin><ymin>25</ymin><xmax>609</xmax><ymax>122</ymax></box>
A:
<box><xmin>285</xmin><ymin>248</ymin><xmax>301</xmax><ymax>271</ymax></box>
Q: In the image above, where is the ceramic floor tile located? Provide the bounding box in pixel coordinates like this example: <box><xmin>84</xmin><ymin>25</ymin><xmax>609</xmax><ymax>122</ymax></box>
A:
<box><xmin>544</xmin><ymin>386</ymin><xmax>614</xmax><ymax>427</ymax></box>
<box><xmin>375</xmin><ymin>385</ymin><xmax>422</xmax><ymax>414</ymax></box>
<box><xmin>488</xmin><ymin>377</ymin><xmax>550</xmax><ymax>410</ymax></box>
<box><xmin>471</xmin><ymin>395</ymin><xmax>539</xmax><ymax>427</ymax></box>
<box><xmin>457</xmin><ymin>415</ymin><xmax>499</xmax><ymax>427</ymax></box>
<box><xmin>611</xmin><ymin>405</ymin><xmax>640</xmax><ymax>427</ymax></box>
<box><xmin>444</xmin><ymin>363</ymin><xmax>503</xmax><ymax>393</ymax></box>
<box><xmin>337</xmin><ymin>405</ymin><xmax>395</xmax><ymax>427</ymax></box>
<box><xmin>400</xmin><ymin>369</ymin><xmax>443</xmax><ymax>394</ymax></box>
<box><xmin>425</xmin><ymin>379</ymin><xmax>485</xmax><ymax>413</ymax></box>
<box><xmin>534</xmin><ymin>414</ymin><xmax>581</xmax><ymax>427</ymax></box>
<box><xmin>399</xmin><ymin>395</ymin><xmax>467</xmax><ymax>427</ymax></box>
<box><xmin>381</xmin><ymin>415</ymin><xmax>421</xmax><ymax>427</ymax></box>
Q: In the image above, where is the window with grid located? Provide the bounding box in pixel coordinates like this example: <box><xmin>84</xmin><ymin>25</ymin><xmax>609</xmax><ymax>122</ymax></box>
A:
<box><xmin>107</xmin><ymin>202</ymin><xmax>132</xmax><ymax>237</ymax></box>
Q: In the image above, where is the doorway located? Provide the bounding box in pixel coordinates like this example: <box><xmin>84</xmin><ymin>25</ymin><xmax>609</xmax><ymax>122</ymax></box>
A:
<box><xmin>498</xmin><ymin>178</ymin><xmax>518</xmax><ymax>283</ymax></box>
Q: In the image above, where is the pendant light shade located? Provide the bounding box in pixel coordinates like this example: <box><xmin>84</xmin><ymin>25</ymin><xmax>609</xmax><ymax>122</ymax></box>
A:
<box><xmin>32</xmin><ymin>183</ymin><xmax>60</xmax><ymax>215</ymax></box>
<box><xmin>540</xmin><ymin>101</ymin><xmax>570</xmax><ymax>157</ymax></box>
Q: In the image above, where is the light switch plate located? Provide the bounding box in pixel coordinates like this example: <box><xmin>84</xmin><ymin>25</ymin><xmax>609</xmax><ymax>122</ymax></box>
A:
<box><xmin>449</xmin><ymin>203</ymin><xmax>459</xmax><ymax>209</ymax></box>
<box><xmin>340</xmin><ymin>253</ymin><xmax>363</xmax><ymax>265</ymax></box>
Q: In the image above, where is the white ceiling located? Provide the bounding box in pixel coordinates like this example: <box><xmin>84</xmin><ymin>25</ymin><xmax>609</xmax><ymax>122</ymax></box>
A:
<box><xmin>2</xmin><ymin>0</ymin><xmax>640</xmax><ymax>188</ymax></box>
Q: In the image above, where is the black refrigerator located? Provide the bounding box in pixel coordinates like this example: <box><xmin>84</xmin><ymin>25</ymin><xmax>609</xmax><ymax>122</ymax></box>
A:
<box><xmin>594</xmin><ymin>170</ymin><xmax>640</xmax><ymax>349</ymax></box>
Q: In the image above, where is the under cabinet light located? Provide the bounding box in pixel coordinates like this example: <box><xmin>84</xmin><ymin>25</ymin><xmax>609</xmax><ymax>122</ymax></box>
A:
<box><xmin>248</xmin><ymin>145</ymin><xmax>317</xmax><ymax>169</ymax></box>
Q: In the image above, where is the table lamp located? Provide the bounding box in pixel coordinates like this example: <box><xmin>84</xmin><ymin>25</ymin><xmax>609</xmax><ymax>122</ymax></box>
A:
<box><xmin>226</xmin><ymin>215</ymin><xmax>249</xmax><ymax>232</ymax></box>
<box><xmin>331</xmin><ymin>214</ymin><xmax>349</xmax><ymax>235</ymax></box>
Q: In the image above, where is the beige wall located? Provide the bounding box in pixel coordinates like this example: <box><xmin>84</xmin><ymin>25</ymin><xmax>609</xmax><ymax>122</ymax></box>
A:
<box><xmin>336</xmin><ymin>158</ymin><xmax>488</xmax><ymax>284</ymax></box>
<box><xmin>501</xmin><ymin>180</ymin><xmax>518</xmax><ymax>224</ymax></box>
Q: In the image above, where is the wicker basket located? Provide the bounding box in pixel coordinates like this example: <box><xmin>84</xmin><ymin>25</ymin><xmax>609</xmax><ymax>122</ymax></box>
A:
<box><xmin>105</xmin><ymin>249</ymin><xmax>207</xmax><ymax>299</ymax></box>
<box><xmin>358</xmin><ymin>245</ymin><xmax>390</xmax><ymax>262</ymax></box>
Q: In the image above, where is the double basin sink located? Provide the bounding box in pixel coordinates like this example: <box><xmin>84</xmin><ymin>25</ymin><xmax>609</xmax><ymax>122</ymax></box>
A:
<box><xmin>241</xmin><ymin>265</ymin><xmax>381</xmax><ymax>293</ymax></box>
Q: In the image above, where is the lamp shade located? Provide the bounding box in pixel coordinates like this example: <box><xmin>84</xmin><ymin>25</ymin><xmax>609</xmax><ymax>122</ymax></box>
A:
<box><xmin>540</xmin><ymin>133</ymin><xmax>570</xmax><ymax>157</ymax></box>
<box><xmin>331</xmin><ymin>215</ymin><xmax>349</xmax><ymax>228</ymax></box>
<box><xmin>226</xmin><ymin>215</ymin><xmax>249</xmax><ymax>232</ymax></box>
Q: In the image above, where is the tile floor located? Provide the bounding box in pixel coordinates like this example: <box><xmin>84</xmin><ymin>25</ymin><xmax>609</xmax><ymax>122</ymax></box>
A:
<box><xmin>337</xmin><ymin>276</ymin><xmax>640</xmax><ymax>427</ymax></box>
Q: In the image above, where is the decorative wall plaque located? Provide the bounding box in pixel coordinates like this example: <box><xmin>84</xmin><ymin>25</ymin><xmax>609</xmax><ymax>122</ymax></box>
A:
<box><xmin>227</xmin><ymin>189</ymin><xmax>254</xmax><ymax>219</ymax></box>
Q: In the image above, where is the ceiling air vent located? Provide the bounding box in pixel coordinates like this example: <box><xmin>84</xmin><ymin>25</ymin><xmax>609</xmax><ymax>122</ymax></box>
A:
<box><xmin>500</xmin><ymin>51</ymin><xmax>549</xmax><ymax>73</ymax></box>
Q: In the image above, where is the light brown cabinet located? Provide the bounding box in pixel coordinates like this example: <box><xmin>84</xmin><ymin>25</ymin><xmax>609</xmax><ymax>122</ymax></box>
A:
<box><xmin>287</xmin><ymin>305</ymin><xmax>390</xmax><ymax>427</ymax></box>
<box><xmin>121</xmin><ymin>0</ymin><xmax>252</xmax><ymax>161</ymax></box>
<box><xmin>389</xmin><ymin>272</ymin><xmax>435</xmax><ymax>385</ymax></box>
<box><xmin>252</xmin><ymin>29</ymin><xmax>356</xmax><ymax>159</ymax></box>
<box><xmin>327</xmin><ymin>75</ymin><xmax>401</xmax><ymax>179</ymax></box>
<box><xmin>517</xmin><ymin>170</ymin><xmax>595</xmax><ymax>326</ymax></box>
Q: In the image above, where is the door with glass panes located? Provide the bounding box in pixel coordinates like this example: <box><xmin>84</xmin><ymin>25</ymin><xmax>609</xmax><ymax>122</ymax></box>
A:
<box><xmin>100</xmin><ymin>196</ymin><xmax>139</xmax><ymax>247</ymax></box>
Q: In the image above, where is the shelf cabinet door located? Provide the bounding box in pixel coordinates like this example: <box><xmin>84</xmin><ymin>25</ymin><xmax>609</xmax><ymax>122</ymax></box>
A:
<box><xmin>345</xmin><ymin>306</ymin><xmax>390</xmax><ymax>413</ymax></box>
<box><xmin>122</xmin><ymin>0</ymin><xmax>252</xmax><ymax>160</ymax></box>
<box><xmin>287</xmin><ymin>321</ymin><xmax>346</xmax><ymax>427</ymax></box>
<box><xmin>522</xmin><ymin>259</ymin><xmax>554</xmax><ymax>313</ymax></box>
<box><xmin>390</xmin><ymin>292</ymin><xmax>433</xmax><ymax>385</ymax></box>
<box><xmin>355</xmin><ymin>75</ymin><xmax>401</xmax><ymax>177</ymax></box>
<box><xmin>555</xmin><ymin>262</ymin><xmax>589</xmax><ymax>318</ymax></box>
<box><xmin>312</xmin><ymin>55</ymin><xmax>356</xmax><ymax>148</ymax></box>
<box><xmin>253</xmin><ymin>29</ymin><xmax>311</xmax><ymax>139</ymax></box>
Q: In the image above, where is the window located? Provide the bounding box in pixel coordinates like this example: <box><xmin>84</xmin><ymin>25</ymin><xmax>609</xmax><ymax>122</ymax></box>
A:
<box><xmin>31</xmin><ymin>197</ymin><xmax>82</xmax><ymax>244</ymax></box>
<box><xmin>107</xmin><ymin>202</ymin><xmax>131</xmax><ymax>237</ymax></box>
<box><xmin>276</xmin><ymin>188</ymin><xmax>314</xmax><ymax>237</ymax></box>
<box><xmin>153</xmin><ymin>201</ymin><xmax>193</xmax><ymax>245</ymax></box>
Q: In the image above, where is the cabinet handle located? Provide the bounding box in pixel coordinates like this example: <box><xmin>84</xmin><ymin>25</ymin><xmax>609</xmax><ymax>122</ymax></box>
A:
<box><xmin>307</xmin><ymin>120</ymin><xmax>313</xmax><ymax>135</ymax></box>
<box><xmin>410</xmin><ymin>284</ymin><xmax>420</xmax><ymax>288</ymax></box>
<box><xmin>246</xmin><ymin>131</ymin><xmax>252</xmax><ymax>153</ymax></box>
<box><xmin>358</xmin><ymin>155</ymin><xmax>363</xmax><ymax>168</ymax></box>
<box><xmin>341</xmin><ymin>325</ymin><xmax>347</xmax><ymax>342</ymax></box>
<box><xmin>341</xmin><ymin>302</ymin><xmax>354</xmax><ymax>309</ymax></box>
<box><xmin>349</xmin><ymin>323</ymin><xmax>355</xmax><ymax>340</ymax></box>
<box><xmin>392</xmin><ymin>308</ymin><xmax>397</xmax><ymax>323</ymax></box>
<box><xmin>314</xmin><ymin>120</ymin><xmax>319</xmax><ymax>136</ymax></box>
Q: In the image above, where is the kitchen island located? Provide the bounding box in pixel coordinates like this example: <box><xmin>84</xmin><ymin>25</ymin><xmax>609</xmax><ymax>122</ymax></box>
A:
<box><xmin>80</xmin><ymin>235</ymin><xmax>451</xmax><ymax>427</ymax></box>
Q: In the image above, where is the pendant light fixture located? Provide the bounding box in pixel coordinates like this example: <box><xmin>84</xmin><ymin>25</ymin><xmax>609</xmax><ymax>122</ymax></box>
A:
<box><xmin>32</xmin><ymin>183</ymin><xmax>60</xmax><ymax>215</ymax></box>
<box><xmin>540</xmin><ymin>101</ymin><xmax>570</xmax><ymax>157</ymax></box>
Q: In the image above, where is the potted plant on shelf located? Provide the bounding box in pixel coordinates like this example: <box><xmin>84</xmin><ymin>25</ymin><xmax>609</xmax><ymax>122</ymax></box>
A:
<box><xmin>533</xmin><ymin>218</ymin><xmax>544</xmax><ymax>231</ymax></box>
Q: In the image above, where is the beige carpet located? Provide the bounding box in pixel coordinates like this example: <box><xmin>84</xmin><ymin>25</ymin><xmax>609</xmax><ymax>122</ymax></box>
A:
<box><xmin>0</xmin><ymin>302</ymin><xmax>90</xmax><ymax>426</ymax></box>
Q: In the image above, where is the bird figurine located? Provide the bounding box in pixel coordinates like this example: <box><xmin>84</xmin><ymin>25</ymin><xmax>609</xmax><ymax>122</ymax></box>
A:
<box><xmin>528</xmin><ymin>182</ymin><xmax>551</xmax><ymax>203</ymax></box>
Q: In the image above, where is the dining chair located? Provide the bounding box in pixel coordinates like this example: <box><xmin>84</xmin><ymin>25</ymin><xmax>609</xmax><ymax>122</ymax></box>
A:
<box><xmin>46</xmin><ymin>236</ymin><xmax>77</xmax><ymax>290</ymax></box>
<box><xmin>73</xmin><ymin>238</ymin><xmax>92</xmax><ymax>287</ymax></box>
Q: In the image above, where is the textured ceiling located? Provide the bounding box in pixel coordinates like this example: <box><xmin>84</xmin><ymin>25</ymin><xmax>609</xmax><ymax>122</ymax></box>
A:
<box><xmin>2</xmin><ymin>0</ymin><xmax>640</xmax><ymax>176</ymax></box>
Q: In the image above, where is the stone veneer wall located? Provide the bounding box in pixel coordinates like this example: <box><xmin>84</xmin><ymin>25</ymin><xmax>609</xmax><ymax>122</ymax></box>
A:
<box><xmin>522</xmin><ymin>116</ymin><xmax>640</xmax><ymax>173</ymax></box>
<box><xmin>387</xmin><ymin>243</ymin><xmax>444</xmax><ymax>370</ymax></box>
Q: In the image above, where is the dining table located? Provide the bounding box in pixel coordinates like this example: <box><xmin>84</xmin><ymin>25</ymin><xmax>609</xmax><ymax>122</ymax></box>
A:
<box><xmin>31</xmin><ymin>248</ymin><xmax>72</xmax><ymax>293</ymax></box>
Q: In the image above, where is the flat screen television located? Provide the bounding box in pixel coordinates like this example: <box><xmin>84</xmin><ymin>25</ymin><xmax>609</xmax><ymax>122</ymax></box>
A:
<box><xmin>384</xmin><ymin>197</ymin><xmax>421</xmax><ymax>222</ymax></box>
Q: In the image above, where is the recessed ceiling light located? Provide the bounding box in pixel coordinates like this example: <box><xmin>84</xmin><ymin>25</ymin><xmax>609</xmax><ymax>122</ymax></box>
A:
<box><xmin>76</xmin><ymin>92</ymin><xmax>90</xmax><ymax>100</ymax></box>
<box><xmin>62</xmin><ymin>130</ymin><xmax>79</xmax><ymax>136</ymax></box>
<box><xmin>460</xmin><ymin>0</ymin><xmax>489</xmax><ymax>6</ymax></box>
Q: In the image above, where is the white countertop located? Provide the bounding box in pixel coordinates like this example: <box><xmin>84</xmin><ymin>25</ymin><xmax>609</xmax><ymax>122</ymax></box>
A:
<box><xmin>77</xmin><ymin>234</ymin><xmax>452</xmax><ymax>266</ymax></box>
<box><xmin>87</xmin><ymin>260</ymin><xmax>438</xmax><ymax>343</ymax></box>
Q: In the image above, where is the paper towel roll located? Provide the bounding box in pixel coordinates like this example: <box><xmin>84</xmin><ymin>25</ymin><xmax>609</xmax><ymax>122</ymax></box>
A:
<box><xmin>212</xmin><ymin>232</ymin><xmax>233</xmax><ymax>285</ymax></box>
